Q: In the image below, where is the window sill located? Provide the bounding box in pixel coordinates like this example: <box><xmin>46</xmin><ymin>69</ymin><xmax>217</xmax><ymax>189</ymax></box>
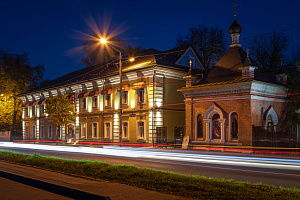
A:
<box><xmin>137</xmin><ymin>139</ymin><xmax>145</xmax><ymax>143</ymax></box>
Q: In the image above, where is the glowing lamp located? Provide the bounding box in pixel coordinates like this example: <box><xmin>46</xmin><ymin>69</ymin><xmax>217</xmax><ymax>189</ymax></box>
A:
<box><xmin>100</xmin><ymin>38</ymin><xmax>107</xmax><ymax>44</ymax></box>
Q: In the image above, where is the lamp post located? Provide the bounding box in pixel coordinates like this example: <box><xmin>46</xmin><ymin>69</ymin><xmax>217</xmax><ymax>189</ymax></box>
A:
<box><xmin>100</xmin><ymin>38</ymin><xmax>123</xmax><ymax>145</ymax></box>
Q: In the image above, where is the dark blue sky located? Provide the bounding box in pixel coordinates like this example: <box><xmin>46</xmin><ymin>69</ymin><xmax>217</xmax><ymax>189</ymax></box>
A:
<box><xmin>1</xmin><ymin>0</ymin><xmax>300</xmax><ymax>80</ymax></box>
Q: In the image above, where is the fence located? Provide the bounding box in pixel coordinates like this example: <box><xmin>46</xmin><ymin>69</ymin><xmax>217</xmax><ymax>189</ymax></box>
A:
<box><xmin>252</xmin><ymin>125</ymin><xmax>300</xmax><ymax>148</ymax></box>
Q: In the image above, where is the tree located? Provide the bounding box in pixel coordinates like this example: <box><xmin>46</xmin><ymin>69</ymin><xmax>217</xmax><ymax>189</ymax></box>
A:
<box><xmin>82</xmin><ymin>35</ymin><xmax>145</xmax><ymax>67</ymax></box>
<box><xmin>176</xmin><ymin>25</ymin><xmax>227</xmax><ymax>75</ymax></box>
<box><xmin>0</xmin><ymin>50</ymin><xmax>45</xmax><ymax>132</ymax></box>
<box><xmin>45</xmin><ymin>94</ymin><xmax>75</xmax><ymax>141</ymax></box>
<box><xmin>250</xmin><ymin>32</ymin><xmax>290</xmax><ymax>78</ymax></box>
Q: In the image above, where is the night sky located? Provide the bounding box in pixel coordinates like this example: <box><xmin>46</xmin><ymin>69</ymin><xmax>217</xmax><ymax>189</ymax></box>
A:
<box><xmin>1</xmin><ymin>0</ymin><xmax>300</xmax><ymax>80</ymax></box>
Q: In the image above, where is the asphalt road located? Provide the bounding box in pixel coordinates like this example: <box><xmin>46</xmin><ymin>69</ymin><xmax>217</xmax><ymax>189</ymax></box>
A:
<box><xmin>0</xmin><ymin>142</ymin><xmax>299</xmax><ymax>189</ymax></box>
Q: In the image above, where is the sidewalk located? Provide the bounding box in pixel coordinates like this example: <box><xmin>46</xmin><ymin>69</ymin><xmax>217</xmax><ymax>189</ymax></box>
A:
<box><xmin>0</xmin><ymin>161</ymin><xmax>192</xmax><ymax>200</ymax></box>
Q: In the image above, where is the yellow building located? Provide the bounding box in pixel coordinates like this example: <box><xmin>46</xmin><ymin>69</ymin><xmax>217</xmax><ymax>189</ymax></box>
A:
<box><xmin>19</xmin><ymin>46</ymin><xmax>202</xmax><ymax>144</ymax></box>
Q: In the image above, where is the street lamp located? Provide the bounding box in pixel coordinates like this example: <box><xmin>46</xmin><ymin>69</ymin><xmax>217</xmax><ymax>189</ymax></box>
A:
<box><xmin>100</xmin><ymin>38</ymin><xmax>123</xmax><ymax>145</ymax></box>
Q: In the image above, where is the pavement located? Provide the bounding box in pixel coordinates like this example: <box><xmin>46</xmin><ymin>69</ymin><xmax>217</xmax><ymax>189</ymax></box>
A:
<box><xmin>0</xmin><ymin>161</ymin><xmax>192</xmax><ymax>200</ymax></box>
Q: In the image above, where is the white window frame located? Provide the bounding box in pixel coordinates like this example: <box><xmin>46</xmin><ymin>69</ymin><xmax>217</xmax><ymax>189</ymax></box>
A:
<box><xmin>92</xmin><ymin>122</ymin><xmax>98</xmax><ymax>138</ymax></box>
<box><xmin>92</xmin><ymin>96</ymin><xmax>98</xmax><ymax>108</ymax></box>
<box><xmin>48</xmin><ymin>124</ymin><xmax>53</xmax><ymax>139</ymax></box>
<box><xmin>81</xmin><ymin>123</ymin><xmax>87</xmax><ymax>139</ymax></box>
<box><xmin>32</xmin><ymin>125</ymin><xmax>36</xmax><ymax>139</ymax></box>
<box><xmin>137</xmin><ymin>121</ymin><xmax>146</xmax><ymax>139</ymax></box>
<box><xmin>104</xmin><ymin>122</ymin><xmax>112</xmax><ymax>139</ymax></box>
<box><xmin>122</xmin><ymin>121</ymin><xmax>129</xmax><ymax>138</ymax></box>
<box><xmin>40</xmin><ymin>125</ymin><xmax>45</xmax><ymax>139</ymax></box>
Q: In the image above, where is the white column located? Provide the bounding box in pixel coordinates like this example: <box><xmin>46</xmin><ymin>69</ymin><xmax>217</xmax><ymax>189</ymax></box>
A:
<box><xmin>220</xmin><ymin>119</ymin><xmax>226</xmax><ymax>143</ymax></box>
<box><xmin>204</xmin><ymin>119</ymin><xmax>210</xmax><ymax>143</ymax></box>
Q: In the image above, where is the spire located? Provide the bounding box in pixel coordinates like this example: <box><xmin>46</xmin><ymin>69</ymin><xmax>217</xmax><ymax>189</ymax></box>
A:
<box><xmin>229</xmin><ymin>3</ymin><xmax>242</xmax><ymax>47</ymax></box>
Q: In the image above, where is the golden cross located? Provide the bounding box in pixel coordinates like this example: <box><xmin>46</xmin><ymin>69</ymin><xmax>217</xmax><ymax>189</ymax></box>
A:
<box><xmin>232</xmin><ymin>3</ymin><xmax>238</xmax><ymax>16</ymax></box>
<box><xmin>189</xmin><ymin>59</ymin><xmax>192</xmax><ymax>69</ymax></box>
<box><xmin>246</xmin><ymin>49</ymin><xmax>249</xmax><ymax>58</ymax></box>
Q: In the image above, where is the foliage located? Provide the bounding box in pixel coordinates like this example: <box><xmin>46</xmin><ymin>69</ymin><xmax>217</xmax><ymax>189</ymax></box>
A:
<box><xmin>176</xmin><ymin>25</ymin><xmax>227</xmax><ymax>75</ymax></box>
<box><xmin>81</xmin><ymin>35</ymin><xmax>145</xmax><ymax>67</ymax></box>
<box><xmin>0</xmin><ymin>150</ymin><xmax>299</xmax><ymax>199</ymax></box>
<box><xmin>45</xmin><ymin>94</ymin><xmax>75</xmax><ymax>140</ymax></box>
<box><xmin>250</xmin><ymin>32</ymin><xmax>290</xmax><ymax>78</ymax></box>
<box><xmin>0</xmin><ymin>50</ymin><xmax>44</xmax><ymax>131</ymax></box>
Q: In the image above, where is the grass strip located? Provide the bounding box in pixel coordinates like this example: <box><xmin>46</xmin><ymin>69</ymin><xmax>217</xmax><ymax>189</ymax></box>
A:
<box><xmin>0</xmin><ymin>150</ymin><xmax>299</xmax><ymax>199</ymax></box>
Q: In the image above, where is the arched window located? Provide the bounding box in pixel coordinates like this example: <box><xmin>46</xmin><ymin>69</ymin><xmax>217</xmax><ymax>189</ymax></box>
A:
<box><xmin>196</xmin><ymin>114</ymin><xmax>203</xmax><ymax>139</ymax></box>
<box><xmin>231</xmin><ymin>113</ymin><xmax>238</xmax><ymax>140</ymax></box>
<box><xmin>212</xmin><ymin>114</ymin><xmax>221</xmax><ymax>139</ymax></box>
<box><xmin>267</xmin><ymin>115</ymin><xmax>274</xmax><ymax>132</ymax></box>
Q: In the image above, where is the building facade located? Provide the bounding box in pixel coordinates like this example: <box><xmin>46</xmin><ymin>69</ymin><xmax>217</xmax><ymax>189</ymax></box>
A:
<box><xmin>20</xmin><ymin>46</ymin><xmax>202</xmax><ymax>143</ymax></box>
<box><xmin>178</xmin><ymin>16</ymin><xmax>287</xmax><ymax>146</ymax></box>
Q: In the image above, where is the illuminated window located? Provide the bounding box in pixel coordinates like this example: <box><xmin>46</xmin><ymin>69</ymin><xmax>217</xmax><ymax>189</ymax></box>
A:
<box><xmin>81</xmin><ymin>98</ymin><xmax>86</xmax><ymax>110</ymax></box>
<box><xmin>137</xmin><ymin>121</ymin><xmax>145</xmax><ymax>138</ymax></box>
<box><xmin>81</xmin><ymin>123</ymin><xmax>87</xmax><ymax>139</ymax></box>
<box><xmin>105</xmin><ymin>94</ymin><xmax>111</xmax><ymax>107</ymax></box>
<box><xmin>92</xmin><ymin>96</ymin><xmax>98</xmax><ymax>108</ymax></box>
<box><xmin>92</xmin><ymin>123</ymin><xmax>98</xmax><ymax>138</ymax></box>
<box><xmin>104</xmin><ymin>122</ymin><xmax>111</xmax><ymax>139</ymax></box>
<box><xmin>267</xmin><ymin>115</ymin><xmax>274</xmax><ymax>132</ymax></box>
<box><xmin>48</xmin><ymin>125</ymin><xmax>52</xmax><ymax>138</ymax></box>
<box><xmin>122</xmin><ymin>91</ymin><xmax>128</xmax><ymax>105</ymax></box>
<box><xmin>40</xmin><ymin>125</ymin><xmax>45</xmax><ymax>138</ymax></box>
<box><xmin>123</xmin><ymin>122</ymin><xmax>128</xmax><ymax>138</ymax></box>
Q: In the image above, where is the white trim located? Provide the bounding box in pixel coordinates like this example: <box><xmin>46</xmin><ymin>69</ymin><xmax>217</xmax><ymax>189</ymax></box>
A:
<box><xmin>137</xmin><ymin>120</ymin><xmax>146</xmax><ymax>140</ymax></box>
<box><xmin>80</xmin><ymin>123</ymin><xmax>87</xmax><ymax>139</ymax></box>
<box><xmin>122</xmin><ymin>121</ymin><xmax>129</xmax><ymax>139</ymax></box>
<box><xmin>175</xmin><ymin>46</ymin><xmax>203</xmax><ymax>69</ymax></box>
<box><xmin>264</xmin><ymin>106</ymin><xmax>278</xmax><ymax>131</ymax></box>
<box><xmin>104</xmin><ymin>122</ymin><xmax>112</xmax><ymax>139</ymax></box>
<box><xmin>204</xmin><ymin>104</ymin><xmax>225</xmax><ymax>143</ymax></box>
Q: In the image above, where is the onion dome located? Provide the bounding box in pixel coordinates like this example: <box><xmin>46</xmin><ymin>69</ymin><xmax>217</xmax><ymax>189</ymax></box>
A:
<box><xmin>229</xmin><ymin>15</ymin><xmax>242</xmax><ymax>34</ymax></box>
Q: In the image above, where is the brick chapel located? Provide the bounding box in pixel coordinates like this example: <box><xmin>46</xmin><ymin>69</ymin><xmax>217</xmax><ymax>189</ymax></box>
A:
<box><xmin>178</xmin><ymin>14</ymin><xmax>287</xmax><ymax>146</ymax></box>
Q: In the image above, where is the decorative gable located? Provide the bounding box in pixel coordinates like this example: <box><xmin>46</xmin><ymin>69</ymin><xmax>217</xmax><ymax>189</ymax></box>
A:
<box><xmin>176</xmin><ymin>47</ymin><xmax>203</xmax><ymax>69</ymax></box>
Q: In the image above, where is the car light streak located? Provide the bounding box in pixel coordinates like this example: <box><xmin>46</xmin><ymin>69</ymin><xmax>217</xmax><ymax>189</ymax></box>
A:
<box><xmin>0</xmin><ymin>142</ymin><xmax>299</xmax><ymax>171</ymax></box>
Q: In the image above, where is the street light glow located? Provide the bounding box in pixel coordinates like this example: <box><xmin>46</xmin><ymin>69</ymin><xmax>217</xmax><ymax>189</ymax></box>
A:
<box><xmin>100</xmin><ymin>38</ymin><xmax>107</xmax><ymax>44</ymax></box>
<box><xmin>129</xmin><ymin>57</ymin><xmax>135</xmax><ymax>62</ymax></box>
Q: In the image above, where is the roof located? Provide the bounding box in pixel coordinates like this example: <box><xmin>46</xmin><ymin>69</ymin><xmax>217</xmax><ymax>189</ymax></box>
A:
<box><xmin>199</xmin><ymin>46</ymin><xmax>275</xmax><ymax>85</ymax></box>
<box><xmin>20</xmin><ymin>46</ymin><xmax>192</xmax><ymax>96</ymax></box>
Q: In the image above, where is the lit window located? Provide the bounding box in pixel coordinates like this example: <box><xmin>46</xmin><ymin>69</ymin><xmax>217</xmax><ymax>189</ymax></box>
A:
<box><xmin>92</xmin><ymin>123</ymin><xmax>98</xmax><ymax>138</ymax></box>
<box><xmin>81</xmin><ymin>123</ymin><xmax>86</xmax><ymax>139</ymax></box>
<box><xmin>92</xmin><ymin>96</ymin><xmax>98</xmax><ymax>108</ymax></box>
<box><xmin>137</xmin><ymin>121</ymin><xmax>145</xmax><ymax>138</ymax></box>
<box><xmin>105</xmin><ymin>94</ymin><xmax>111</xmax><ymax>107</ymax></box>
<box><xmin>123</xmin><ymin>122</ymin><xmax>128</xmax><ymax>138</ymax></box>
<box><xmin>48</xmin><ymin>125</ymin><xmax>52</xmax><ymax>138</ymax></box>
<box><xmin>104</xmin><ymin>122</ymin><xmax>111</xmax><ymax>138</ymax></box>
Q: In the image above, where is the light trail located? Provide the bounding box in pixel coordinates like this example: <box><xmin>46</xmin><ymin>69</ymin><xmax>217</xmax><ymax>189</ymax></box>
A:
<box><xmin>0</xmin><ymin>142</ymin><xmax>300</xmax><ymax>171</ymax></box>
